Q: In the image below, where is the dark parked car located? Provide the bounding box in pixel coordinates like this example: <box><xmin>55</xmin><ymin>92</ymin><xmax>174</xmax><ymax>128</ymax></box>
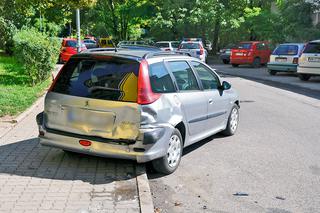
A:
<box><xmin>219</xmin><ymin>44</ymin><xmax>236</xmax><ymax>64</ymax></box>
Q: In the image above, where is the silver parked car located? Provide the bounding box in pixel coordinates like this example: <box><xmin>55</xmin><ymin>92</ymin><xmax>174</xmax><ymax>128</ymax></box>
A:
<box><xmin>37</xmin><ymin>49</ymin><xmax>240</xmax><ymax>174</ymax></box>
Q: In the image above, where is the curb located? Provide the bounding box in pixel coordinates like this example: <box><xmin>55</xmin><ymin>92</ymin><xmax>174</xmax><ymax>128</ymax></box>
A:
<box><xmin>0</xmin><ymin>95</ymin><xmax>45</xmax><ymax>139</ymax></box>
<box><xmin>136</xmin><ymin>164</ymin><xmax>154</xmax><ymax>213</ymax></box>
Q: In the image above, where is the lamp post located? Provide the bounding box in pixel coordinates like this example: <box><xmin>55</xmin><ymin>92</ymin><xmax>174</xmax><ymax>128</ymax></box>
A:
<box><xmin>76</xmin><ymin>9</ymin><xmax>81</xmax><ymax>53</ymax></box>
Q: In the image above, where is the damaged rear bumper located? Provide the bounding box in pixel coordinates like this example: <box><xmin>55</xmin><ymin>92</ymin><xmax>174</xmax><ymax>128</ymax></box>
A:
<box><xmin>36</xmin><ymin>112</ymin><xmax>173</xmax><ymax>163</ymax></box>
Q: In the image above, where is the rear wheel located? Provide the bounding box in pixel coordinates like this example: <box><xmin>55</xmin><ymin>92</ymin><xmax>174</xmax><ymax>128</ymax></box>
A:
<box><xmin>152</xmin><ymin>129</ymin><xmax>183</xmax><ymax>175</ymax></box>
<box><xmin>232</xmin><ymin>64</ymin><xmax>239</xmax><ymax>67</ymax></box>
<box><xmin>252</xmin><ymin>57</ymin><xmax>261</xmax><ymax>68</ymax></box>
<box><xmin>222</xmin><ymin>104</ymin><xmax>239</xmax><ymax>136</ymax></box>
<box><xmin>268</xmin><ymin>69</ymin><xmax>277</xmax><ymax>75</ymax></box>
<box><xmin>298</xmin><ymin>74</ymin><xmax>311</xmax><ymax>81</ymax></box>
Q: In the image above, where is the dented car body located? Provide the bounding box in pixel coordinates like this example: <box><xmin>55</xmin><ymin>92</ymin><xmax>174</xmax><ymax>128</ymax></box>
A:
<box><xmin>37</xmin><ymin>49</ymin><xmax>240</xmax><ymax>174</ymax></box>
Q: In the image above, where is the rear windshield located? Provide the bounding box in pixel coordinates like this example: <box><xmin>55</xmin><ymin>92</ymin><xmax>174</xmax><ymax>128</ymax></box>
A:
<box><xmin>66</xmin><ymin>40</ymin><xmax>77</xmax><ymax>47</ymax></box>
<box><xmin>155</xmin><ymin>43</ymin><xmax>169</xmax><ymax>48</ymax></box>
<box><xmin>180</xmin><ymin>43</ymin><xmax>200</xmax><ymax>49</ymax></box>
<box><xmin>52</xmin><ymin>58</ymin><xmax>139</xmax><ymax>102</ymax></box>
<box><xmin>303</xmin><ymin>42</ymin><xmax>320</xmax><ymax>53</ymax></box>
<box><xmin>272</xmin><ymin>45</ymin><xmax>298</xmax><ymax>55</ymax></box>
<box><xmin>237</xmin><ymin>43</ymin><xmax>252</xmax><ymax>49</ymax></box>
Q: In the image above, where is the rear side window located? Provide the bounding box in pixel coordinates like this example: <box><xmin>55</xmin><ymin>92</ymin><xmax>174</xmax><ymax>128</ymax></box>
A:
<box><xmin>273</xmin><ymin>45</ymin><xmax>298</xmax><ymax>55</ymax></box>
<box><xmin>149</xmin><ymin>63</ymin><xmax>175</xmax><ymax>93</ymax></box>
<box><xmin>52</xmin><ymin>59</ymin><xmax>139</xmax><ymax>102</ymax></box>
<box><xmin>303</xmin><ymin>43</ymin><xmax>320</xmax><ymax>53</ymax></box>
<box><xmin>167</xmin><ymin>61</ymin><xmax>199</xmax><ymax>91</ymax></box>
<box><xmin>171</xmin><ymin>42</ymin><xmax>180</xmax><ymax>48</ymax></box>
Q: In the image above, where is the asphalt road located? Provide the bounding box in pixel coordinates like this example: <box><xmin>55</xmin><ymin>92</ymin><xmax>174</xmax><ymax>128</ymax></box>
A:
<box><xmin>148</xmin><ymin>66</ymin><xmax>320</xmax><ymax>213</ymax></box>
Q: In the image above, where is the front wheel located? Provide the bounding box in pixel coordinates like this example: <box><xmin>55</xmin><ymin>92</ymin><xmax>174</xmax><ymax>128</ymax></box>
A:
<box><xmin>152</xmin><ymin>129</ymin><xmax>183</xmax><ymax>175</ymax></box>
<box><xmin>222</xmin><ymin>104</ymin><xmax>239</xmax><ymax>136</ymax></box>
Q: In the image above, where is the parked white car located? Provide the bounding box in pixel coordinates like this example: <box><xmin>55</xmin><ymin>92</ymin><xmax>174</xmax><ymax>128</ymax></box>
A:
<box><xmin>178</xmin><ymin>39</ymin><xmax>207</xmax><ymax>63</ymax></box>
<box><xmin>297</xmin><ymin>40</ymin><xmax>320</xmax><ymax>81</ymax></box>
<box><xmin>155</xmin><ymin>41</ymin><xmax>180</xmax><ymax>51</ymax></box>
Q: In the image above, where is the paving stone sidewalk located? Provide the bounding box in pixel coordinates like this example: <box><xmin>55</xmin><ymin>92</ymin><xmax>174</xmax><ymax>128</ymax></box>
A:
<box><xmin>0</xmin><ymin>97</ymin><xmax>142</xmax><ymax>213</ymax></box>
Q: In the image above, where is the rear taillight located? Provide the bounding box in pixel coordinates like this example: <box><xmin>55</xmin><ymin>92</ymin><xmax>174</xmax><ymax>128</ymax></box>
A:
<box><xmin>79</xmin><ymin>140</ymin><xmax>91</xmax><ymax>147</ymax></box>
<box><xmin>200</xmin><ymin>46</ymin><xmax>204</xmax><ymax>55</ymax></box>
<box><xmin>137</xmin><ymin>60</ymin><xmax>161</xmax><ymax>105</ymax></box>
<box><xmin>293</xmin><ymin>57</ymin><xmax>299</xmax><ymax>64</ymax></box>
<box><xmin>164</xmin><ymin>48</ymin><xmax>171</xmax><ymax>51</ymax></box>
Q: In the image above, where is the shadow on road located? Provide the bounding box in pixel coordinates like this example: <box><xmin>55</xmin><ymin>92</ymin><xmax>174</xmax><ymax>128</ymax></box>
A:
<box><xmin>0</xmin><ymin>138</ymin><xmax>140</xmax><ymax>184</ymax></box>
<box><xmin>147</xmin><ymin>133</ymin><xmax>226</xmax><ymax>179</ymax></box>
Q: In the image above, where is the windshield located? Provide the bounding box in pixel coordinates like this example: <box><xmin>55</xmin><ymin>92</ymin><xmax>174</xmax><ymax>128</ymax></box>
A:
<box><xmin>273</xmin><ymin>45</ymin><xmax>298</xmax><ymax>55</ymax></box>
<box><xmin>156</xmin><ymin>43</ymin><xmax>169</xmax><ymax>48</ymax></box>
<box><xmin>180</xmin><ymin>43</ymin><xmax>200</xmax><ymax>49</ymax></box>
<box><xmin>237</xmin><ymin>43</ymin><xmax>252</xmax><ymax>49</ymax></box>
<box><xmin>303</xmin><ymin>42</ymin><xmax>320</xmax><ymax>53</ymax></box>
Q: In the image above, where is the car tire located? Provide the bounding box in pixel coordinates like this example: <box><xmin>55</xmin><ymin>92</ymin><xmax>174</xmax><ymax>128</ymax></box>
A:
<box><xmin>232</xmin><ymin>64</ymin><xmax>239</xmax><ymax>67</ymax></box>
<box><xmin>152</xmin><ymin>129</ymin><xmax>183</xmax><ymax>175</ymax></box>
<box><xmin>221</xmin><ymin>104</ymin><xmax>239</xmax><ymax>136</ymax></box>
<box><xmin>298</xmin><ymin>74</ymin><xmax>311</xmax><ymax>81</ymax></box>
<box><xmin>252</xmin><ymin>57</ymin><xmax>261</xmax><ymax>68</ymax></box>
<box><xmin>223</xmin><ymin>59</ymin><xmax>229</xmax><ymax>64</ymax></box>
<box><xmin>268</xmin><ymin>69</ymin><xmax>277</xmax><ymax>75</ymax></box>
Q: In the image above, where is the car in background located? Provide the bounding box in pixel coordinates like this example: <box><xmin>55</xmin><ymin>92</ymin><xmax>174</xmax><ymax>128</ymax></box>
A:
<box><xmin>267</xmin><ymin>43</ymin><xmax>305</xmax><ymax>75</ymax></box>
<box><xmin>178</xmin><ymin>38</ymin><xmax>207</xmax><ymax>62</ymax></box>
<box><xmin>230</xmin><ymin>41</ymin><xmax>271</xmax><ymax>68</ymax></box>
<box><xmin>297</xmin><ymin>40</ymin><xmax>320</xmax><ymax>81</ymax></box>
<box><xmin>220</xmin><ymin>44</ymin><xmax>236</xmax><ymax>64</ymax></box>
<box><xmin>98</xmin><ymin>37</ymin><xmax>114</xmax><ymax>48</ymax></box>
<box><xmin>37</xmin><ymin>49</ymin><xmax>239</xmax><ymax>174</ymax></box>
<box><xmin>118</xmin><ymin>40</ymin><xmax>146</xmax><ymax>47</ymax></box>
<box><xmin>83</xmin><ymin>39</ymin><xmax>97</xmax><ymax>49</ymax></box>
<box><xmin>155</xmin><ymin>41</ymin><xmax>180</xmax><ymax>51</ymax></box>
<box><xmin>59</xmin><ymin>38</ymin><xmax>86</xmax><ymax>63</ymax></box>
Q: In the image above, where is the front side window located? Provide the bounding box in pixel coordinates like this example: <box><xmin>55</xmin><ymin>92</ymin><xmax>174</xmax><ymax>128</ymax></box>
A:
<box><xmin>167</xmin><ymin>61</ymin><xmax>199</xmax><ymax>91</ymax></box>
<box><xmin>149</xmin><ymin>62</ymin><xmax>175</xmax><ymax>93</ymax></box>
<box><xmin>191</xmin><ymin>61</ymin><xmax>219</xmax><ymax>90</ymax></box>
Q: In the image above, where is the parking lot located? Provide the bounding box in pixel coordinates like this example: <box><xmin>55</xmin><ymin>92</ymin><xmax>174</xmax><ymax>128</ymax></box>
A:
<box><xmin>149</xmin><ymin>66</ymin><xmax>320</xmax><ymax>213</ymax></box>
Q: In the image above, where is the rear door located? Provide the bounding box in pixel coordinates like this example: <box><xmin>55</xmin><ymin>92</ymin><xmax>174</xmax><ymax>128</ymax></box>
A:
<box><xmin>190</xmin><ymin>61</ymin><xmax>230</xmax><ymax>129</ymax></box>
<box><xmin>256</xmin><ymin>42</ymin><xmax>270</xmax><ymax>63</ymax></box>
<box><xmin>45</xmin><ymin>57</ymin><xmax>141</xmax><ymax>140</ymax></box>
<box><xmin>166</xmin><ymin>61</ymin><xmax>208</xmax><ymax>136</ymax></box>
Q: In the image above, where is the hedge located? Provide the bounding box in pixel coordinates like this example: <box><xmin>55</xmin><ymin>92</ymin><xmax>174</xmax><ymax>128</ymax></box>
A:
<box><xmin>13</xmin><ymin>28</ymin><xmax>60</xmax><ymax>85</ymax></box>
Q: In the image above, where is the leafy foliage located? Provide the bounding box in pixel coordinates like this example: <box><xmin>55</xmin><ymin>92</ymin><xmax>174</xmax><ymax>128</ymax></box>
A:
<box><xmin>0</xmin><ymin>18</ymin><xmax>17</xmax><ymax>55</ymax></box>
<box><xmin>13</xmin><ymin>28</ymin><xmax>60</xmax><ymax>85</ymax></box>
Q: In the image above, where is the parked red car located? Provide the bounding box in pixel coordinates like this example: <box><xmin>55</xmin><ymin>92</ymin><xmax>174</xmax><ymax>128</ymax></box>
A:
<box><xmin>230</xmin><ymin>41</ymin><xmax>271</xmax><ymax>68</ymax></box>
<box><xmin>59</xmin><ymin>38</ymin><xmax>87</xmax><ymax>63</ymax></box>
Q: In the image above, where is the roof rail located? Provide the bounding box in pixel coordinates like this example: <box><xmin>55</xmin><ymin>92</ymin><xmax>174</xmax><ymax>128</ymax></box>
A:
<box><xmin>83</xmin><ymin>48</ymin><xmax>116</xmax><ymax>53</ymax></box>
<box><xmin>143</xmin><ymin>51</ymin><xmax>191</xmax><ymax>59</ymax></box>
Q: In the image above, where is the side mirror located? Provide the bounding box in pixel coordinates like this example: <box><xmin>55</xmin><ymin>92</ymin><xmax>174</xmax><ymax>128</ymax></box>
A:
<box><xmin>220</xmin><ymin>81</ymin><xmax>231</xmax><ymax>90</ymax></box>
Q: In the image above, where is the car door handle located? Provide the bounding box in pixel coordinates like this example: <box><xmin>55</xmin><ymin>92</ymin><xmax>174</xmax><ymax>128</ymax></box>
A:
<box><xmin>208</xmin><ymin>99</ymin><xmax>213</xmax><ymax>104</ymax></box>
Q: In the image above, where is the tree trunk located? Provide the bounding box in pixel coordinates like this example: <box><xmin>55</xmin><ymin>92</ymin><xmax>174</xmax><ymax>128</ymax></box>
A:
<box><xmin>211</xmin><ymin>17</ymin><xmax>221</xmax><ymax>55</ymax></box>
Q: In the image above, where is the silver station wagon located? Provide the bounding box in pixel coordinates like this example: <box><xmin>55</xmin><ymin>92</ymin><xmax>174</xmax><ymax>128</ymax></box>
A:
<box><xmin>37</xmin><ymin>49</ymin><xmax>240</xmax><ymax>174</ymax></box>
